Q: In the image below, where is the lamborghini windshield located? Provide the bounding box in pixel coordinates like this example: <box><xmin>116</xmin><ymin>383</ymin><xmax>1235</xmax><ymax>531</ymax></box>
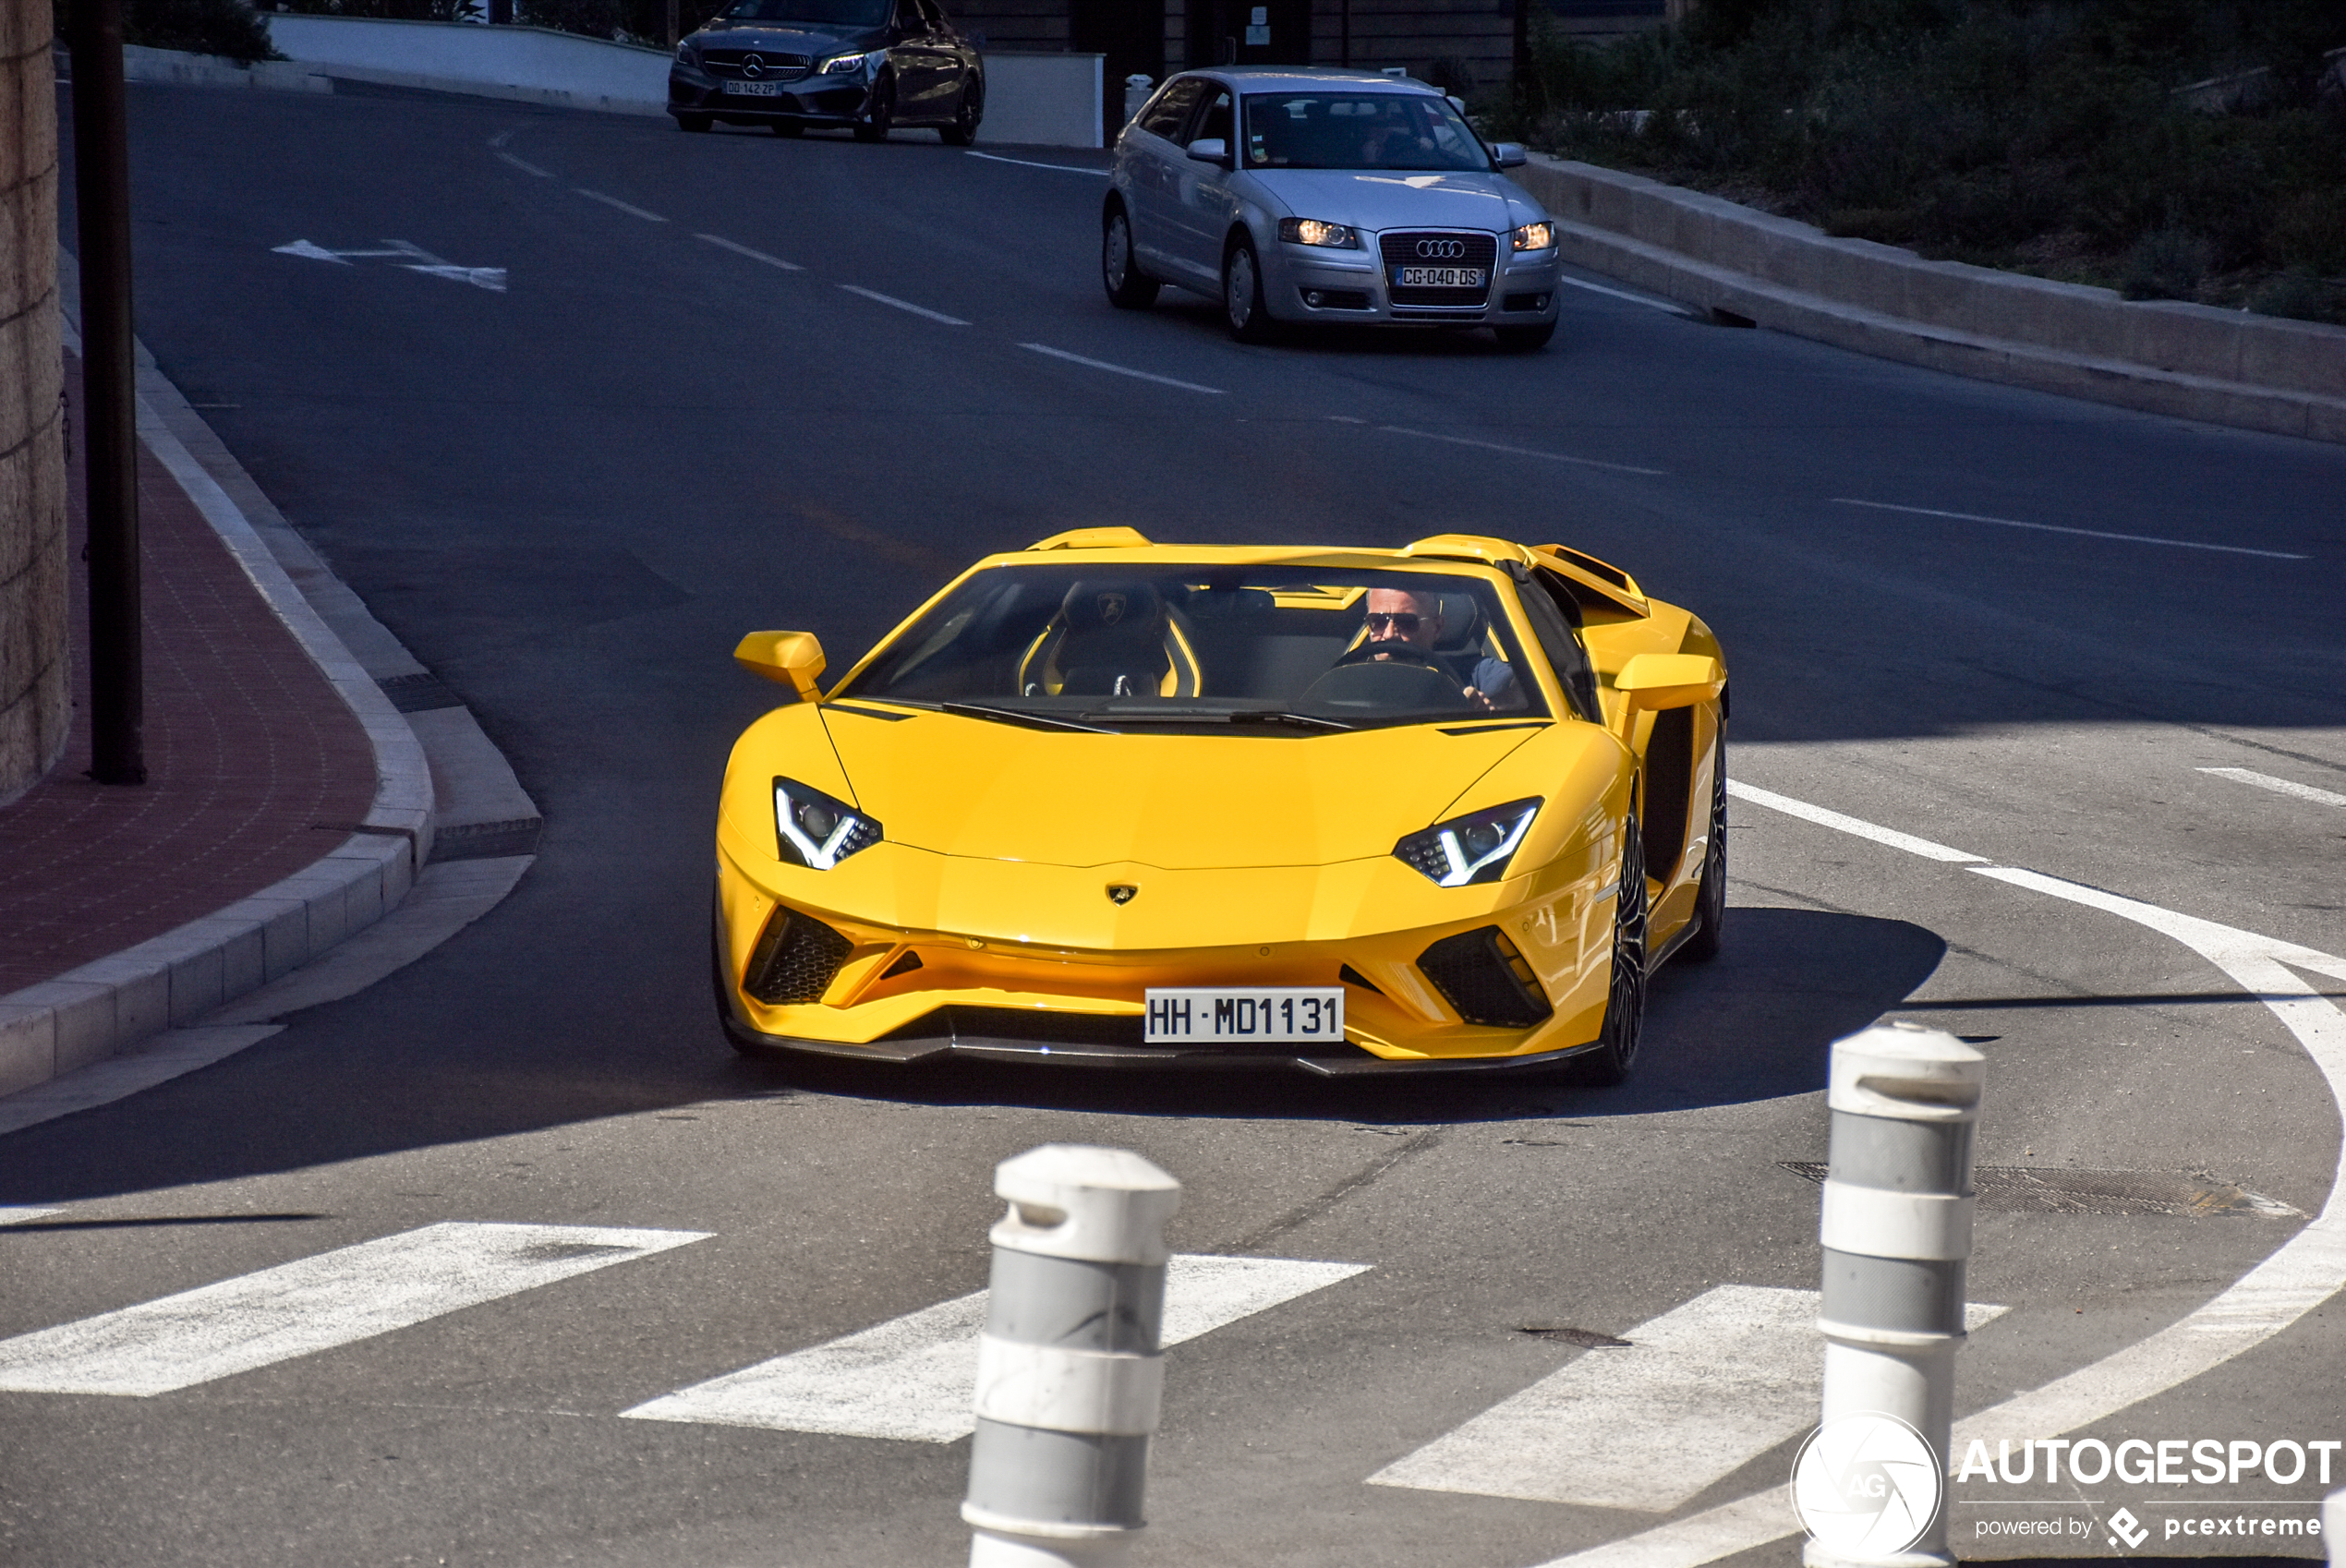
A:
<box><xmin>836</xmin><ymin>564</ymin><xmax>1547</xmax><ymax>730</ymax></box>
<box><xmin>1241</xmin><ymin>91</ymin><xmax>1492</xmax><ymax>172</ymax></box>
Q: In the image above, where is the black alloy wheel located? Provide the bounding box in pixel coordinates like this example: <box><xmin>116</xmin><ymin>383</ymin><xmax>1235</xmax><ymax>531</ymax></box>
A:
<box><xmin>676</xmin><ymin>113</ymin><xmax>713</xmax><ymax>132</ymax></box>
<box><xmin>1494</xmin><ymin>320</ymin><xmax>1555</xmax><ymax>352</ymax></box>
<box><xmin>1575</xmin><ymin>815</ymin><xmax>1649</xmax><ymax>1085</ymax></box>
<box><xmin>1102</xmin><ymin>204</ymin><xmax>1159</xmax><ymax>308</ymax></box>
<box><xmin>939</xmin><ymin>74</ymin><xmax>982</xmax><ymax>144</ymax></box>
<box><xmin>770</xmin><ymin>118</ymin><xmax>804</xmax><ymax>137</ymax></box>
<box><xmin>1223</xmin><ymin>235</ymin><xmax>1274</xmax><ymax>343</ymax></box>
<box><xmin>853</xmin><ymin>74</ymin><xmax>895</xmax><ymax>141</ymax></box>
<box><xmin>1682</xmin><ymin>731</ymin><xmax>1727</xmax><ymax>962</ymax></box>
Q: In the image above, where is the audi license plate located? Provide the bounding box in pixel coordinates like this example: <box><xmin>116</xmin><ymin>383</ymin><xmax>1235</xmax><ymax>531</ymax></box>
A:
<box><xmin>722</xmin><ymin>79</ymin><xmax>784</xmax><ymax>95</ymax></box>
<box><xmin>1143</xmin><ymin>987</ymin><xmax>1344</xmax><ymax>1044</ymax></box>
<box><xmin>1395</xmin><ymin>265</ymin><xmax>1484</xmax><ymax>287</ymax></box>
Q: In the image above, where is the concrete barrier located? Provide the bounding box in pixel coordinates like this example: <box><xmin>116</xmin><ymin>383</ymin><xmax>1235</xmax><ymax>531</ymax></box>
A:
<box><xmin>981</xmin><ymin>50</ymin><xmax>1102</xmax><ymax>150</ymax></box>
<box><xmin>264</xmin><ymin>14</ymin><xmax>669</xmax><ymax>115</ymax></box>
<box><xmin>120</xmin><ymin>42</ymin><xmax>331</xmax><ymax>91</ymax></box>
<box><xmin>1513</xmin><ymin>154</ymin><xmax>2346</xmax><ymax>444</ymax></box>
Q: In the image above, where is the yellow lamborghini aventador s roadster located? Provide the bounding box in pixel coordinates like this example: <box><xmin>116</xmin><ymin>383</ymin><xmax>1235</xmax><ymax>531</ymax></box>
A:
<box><xmin>714</xmin><ymin>528</ymin><xmax>1725</xmax><ymax>1081</ymax></box>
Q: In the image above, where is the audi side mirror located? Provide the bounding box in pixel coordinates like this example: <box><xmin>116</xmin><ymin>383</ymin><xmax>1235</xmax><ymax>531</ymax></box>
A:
<box><xmin>1187</xmin><ymin>137</ymin><xmax>1230</xmax><ymax>164</ymax></box>
<box><xmin>1491</xmin><ymin>141</ymin><xmax>1528</xmax><ymax>168</ymax></box>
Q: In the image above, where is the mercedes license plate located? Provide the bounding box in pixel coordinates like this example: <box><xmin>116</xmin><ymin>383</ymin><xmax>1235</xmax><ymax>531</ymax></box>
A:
<box><xmin>1143</xmin><ymin>987</ymin><xmax>1344</xmax><ymax>1044</ymax></box>
<box><xmin>1395</xmin><ymin>265</ymin><xmax>1484</xmax><ymax>287</ymax></box>
<box><xmin>722</xmin><ymin>79</ymin><xmax>784</xmax><ymax>95</ymax></box>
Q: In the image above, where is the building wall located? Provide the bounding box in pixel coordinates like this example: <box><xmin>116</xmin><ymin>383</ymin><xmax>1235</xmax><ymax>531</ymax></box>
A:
<box><xmin>0</xmin><ymin>0</ymin><xmax>68</xmax><ymax>805</ymax></box>
<box><xmin>1308</xmin><ymin>0</ymin><xmax>1512</xmax><ymax>89</ymax></box>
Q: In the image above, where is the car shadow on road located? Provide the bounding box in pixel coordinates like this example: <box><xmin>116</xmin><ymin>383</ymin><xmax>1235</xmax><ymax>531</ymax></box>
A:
<box><xmin>716</xmin><ymin>905</ymin><xmax>1949</xmax><ymax>1127</ymax></box>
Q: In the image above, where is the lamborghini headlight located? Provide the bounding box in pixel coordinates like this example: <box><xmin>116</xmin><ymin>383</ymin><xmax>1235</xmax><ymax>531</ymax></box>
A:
<box><xmin>821</xmin><ymin>49</ymin><xmax>875</xmax><ymax>74</ymax></box>
<box><xmin>773</xmin><ymin>778</ymin><xmax>882</xmax><ymax>870</ymax></box>
<box><xmin>1393</xmin><ymin>798</ymin><xmax>1542</xmax><ymax>887</ymax></box>
<box><xmin>1277</xmin><ymin>217</ymin><xmax>1360</xmax><ymax>248</ymax></box>
<box><xmin>1512</xmin><ymin>222</ymin><xmax>1555</xmax><ymax>251</ymax></box>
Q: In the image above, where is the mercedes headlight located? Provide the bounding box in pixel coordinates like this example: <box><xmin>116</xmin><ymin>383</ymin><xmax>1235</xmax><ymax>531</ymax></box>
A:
<box><xmin>1393</xmin><ymin>798</ymin><xmax>1542</xmax><ymax>887</ymax></box>
<box><xmin>675</xmin><ymin>38</ymin><xmax>695</xmax><ymax>62</ymax></box>
<box><xmin>1512</xmin><ymin>222</ymin><xmax>1555</xmax><ymax>251</ymax></box>
<box><xmin>1277</xmin><ymin>217</ymin><xmax>1360</xmax><ymax>249</ymax></box>
<box><xmin>773</xmin><ymin>778</ymin><xmax>882</xmax><ymax>869</ymax></box>
<box><xmin>820</xmin><ymin>49</ymin><xmax>874</xmax><ymax>74</ymax></box>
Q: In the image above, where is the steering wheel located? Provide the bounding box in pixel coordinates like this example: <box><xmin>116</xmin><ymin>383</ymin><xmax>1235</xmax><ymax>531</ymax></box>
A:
<box><xmin>1336</xmin><ymin>639</ymin><xmax>1445</xmax><ymax>670</ymax></box>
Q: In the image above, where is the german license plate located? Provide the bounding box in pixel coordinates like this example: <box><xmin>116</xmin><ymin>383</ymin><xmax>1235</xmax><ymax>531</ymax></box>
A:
<box><xmin>722</xmin><ymin>79</ymin><xmax>784</xmax><ymax>96</ymax></box>
<box><xmin>1395</xmin><ymin>265</ymin><xmax>1484</xmax><ymax>287</ymax></box>
<box><xmin>1143</xmin><ymin>987</ymin><xmax>1345</xmax><ymax>1044</ymax></box>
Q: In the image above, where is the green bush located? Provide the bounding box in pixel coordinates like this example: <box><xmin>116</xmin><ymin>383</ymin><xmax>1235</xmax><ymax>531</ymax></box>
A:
<box><xmin>57</xmin><ymin>0</ymin><xmax>283</xmax><ymax>61</ymax></box>
<box><xmin>1507</xmin><ymin>0</ymin><xmax>2346</xmax><ymax>319</ymax></box>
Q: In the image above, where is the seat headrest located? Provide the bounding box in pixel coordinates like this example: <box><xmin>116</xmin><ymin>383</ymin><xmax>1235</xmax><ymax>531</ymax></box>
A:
<box><xmin>1060</xmin><ymin>580</ymin><xmax>1165</xmax><ymax>633</ymax></box>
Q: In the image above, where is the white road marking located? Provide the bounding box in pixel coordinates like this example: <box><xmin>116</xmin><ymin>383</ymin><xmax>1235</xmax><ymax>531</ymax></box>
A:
<box><xmin>495</xmin><ymin>151</ymin><xmax>551</xmax><ymax>178</ymax></box>
<box><xmin>965</xmin><ymin>150</ymin><xmax>1106</xmax><ymax>175</ymax></box>
<box><xmin>1554</xmin><ymin>273</ymin><xmax>1694</xmax><ymax>315</ymax></box>
<box><xmin>0</xmin><ymin>1207</ymin><xmax>62</xmax><ymax>1226</ymax></box>
<box><xmin>1372</xmin><ymin>1288</ymin><xmax>2002</xmax><ymax>1510</ymax></box>
<box><xmin>622</xmin><ymin>1253</ymin><xmax>1366</xmax><ymax>1441</ymax></box>
<box><xmin>838</xmin><ymin>284</ymin><xmax>970</xmax><ymax>325</ymax></box>
<box><xmin>1723</xmin><ymin>779</ymin><xmax>1986</xmax><ymax>863</ymax></box>
<box><xmin>1376</xmin><ymin>425</ymin><xmax>1667</xmax><ymax>477</ymax></box>
<box><xmin>1529</xmin><ymin>785</ymin><xmax>2346</xmax><ymax>1568</ymax></box>
<box><xmin>489</xmin><ymin>128</ymin><xmax>514</xmax><ymax>148</ymax></box>
<box><xmin>272</xmin><ymin>239</ymin><xmax>504</xmax><ymax>291</ymax></box>
<box><xmin>0</xmin><ymin>1222</ymin><xmax>708</xmax><ymax>1397</ymax></box>
<box><xmin>574</xmin><ymin>188</ymin><xmax>668</xmax><ymax>223</ymax></box>
<box><xmin>1020</xmin><ymin>343</ymin><xmax>1225</xmax><ymax>395</ymax></box>
<box><xmin>2198</xmin><ymin>766</ymin><xmax>2346</xmax><ymax>811</ymax></box>
<box><xmin>695</xmin><ymin>233</ymin><xmax>804</xmax><ymax>271</ymax></box>
<box><xmin>1832</xmin><ymin>499</ymin><xmax>2309</xmax><ymax>561</ymax></box>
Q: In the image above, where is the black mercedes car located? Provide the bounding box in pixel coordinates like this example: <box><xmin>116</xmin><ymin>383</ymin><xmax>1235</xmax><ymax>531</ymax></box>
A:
<box><xmin>670</xmin><ymin>0</ymin><xmax>984</xmax><ymax>141</ymax></box>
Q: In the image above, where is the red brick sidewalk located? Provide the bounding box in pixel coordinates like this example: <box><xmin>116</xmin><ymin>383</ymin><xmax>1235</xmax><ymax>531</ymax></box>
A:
<box><xmin>0</xmin><ymin>354</ymin><xmax>375</xmax><ymax>995</ymax></box>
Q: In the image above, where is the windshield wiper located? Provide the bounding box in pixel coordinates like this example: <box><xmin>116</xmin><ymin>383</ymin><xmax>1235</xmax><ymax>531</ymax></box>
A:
<box><xmin>1078</xmin><ymin>708</ymin><xmax>1351</xmax><ymax>732</ymax></box>
<box><xmin>940</xmin><ymin>702</ymin><xmax>1111</xmax><ymax>734</ymax></box>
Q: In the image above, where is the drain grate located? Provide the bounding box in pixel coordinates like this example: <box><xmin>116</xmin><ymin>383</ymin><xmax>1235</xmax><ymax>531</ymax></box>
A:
<box><xmin>1777</xmin><ymin>1162</ymin><xmax>2303</xmax><ymax>1218</ymax></box>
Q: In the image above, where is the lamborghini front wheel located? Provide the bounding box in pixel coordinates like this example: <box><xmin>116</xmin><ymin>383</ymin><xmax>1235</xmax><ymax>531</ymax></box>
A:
<box><xmin>1577</xmin><ymin>818</ymin><xmax>1649</xmax><ymax>1085</ymax></box>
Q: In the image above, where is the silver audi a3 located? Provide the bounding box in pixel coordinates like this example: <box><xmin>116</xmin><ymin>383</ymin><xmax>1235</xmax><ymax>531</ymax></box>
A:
<box><xmin>1103</xmin><ymin>67</ymin><xmax>1563</xmax><ymax>350</ymax></box>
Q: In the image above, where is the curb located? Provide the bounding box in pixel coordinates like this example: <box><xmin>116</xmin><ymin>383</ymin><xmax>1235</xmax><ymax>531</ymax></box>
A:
<box><xmin>1513</xmin><ymin>156</ymin><xmax>2346</xmax><ymax>445</ymax></box>
<box><xmin>110</xmin><ymin>40</ymin><xmax>664</xmax><ymax>115</ymax></box>
<box><xmin>0</xmin><ymin>264</ymin><xmax>533</xmax><ymax>1102</ymax></box>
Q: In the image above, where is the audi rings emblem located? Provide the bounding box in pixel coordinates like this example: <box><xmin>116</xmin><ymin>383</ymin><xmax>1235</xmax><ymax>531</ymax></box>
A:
<box><xmin>1415</xmin><ymin>238</ymin><xmax>1468</xmax><ymax>259</ymax></box>
<box><xmin>742</xmin><ymin>53</ymin><xmax>766</xmax><ymax>77</ymax></box>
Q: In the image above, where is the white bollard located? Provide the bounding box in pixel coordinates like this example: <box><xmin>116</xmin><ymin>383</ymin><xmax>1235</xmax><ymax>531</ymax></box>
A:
<box><xmin>963</xmin><ymin>1145</ymin><xmax>1180</xmax><ymax>1568</ymax></box>
<box><xmin>1804</xmin><ymin>1023</ymin><xmax>1985</xmax><ymax>1568</ymax></box>
<box><xmin>1121</xmin><ymin>74</ymin><xmax>1154</xmax><ymax>129</ymax></box>
<box><xmin>2328</xmin><ymin>1489</ymin><xmax>2343</xmax><ymax>1566</ymax></box>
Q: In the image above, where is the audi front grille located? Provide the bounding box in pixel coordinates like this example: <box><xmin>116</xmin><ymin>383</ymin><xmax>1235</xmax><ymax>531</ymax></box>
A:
<box><xmin>1379</xmin><ymin>231</ymin><xmax>1499</xmax><ymax>308</ymax></box>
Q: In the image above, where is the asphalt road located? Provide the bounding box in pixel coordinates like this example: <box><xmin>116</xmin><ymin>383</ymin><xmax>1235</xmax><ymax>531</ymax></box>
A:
<box><xmin>7</xmin><ymin>78</ymin><xmax>2346</xmax><ymax>1568</ymax></box>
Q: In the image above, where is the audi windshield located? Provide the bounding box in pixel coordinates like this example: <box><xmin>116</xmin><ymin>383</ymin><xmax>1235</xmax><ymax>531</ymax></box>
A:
<box><xmin>1241</xmin><ymin>92</ymin><xmax>1493</xmax><ymax>172</ymax></box>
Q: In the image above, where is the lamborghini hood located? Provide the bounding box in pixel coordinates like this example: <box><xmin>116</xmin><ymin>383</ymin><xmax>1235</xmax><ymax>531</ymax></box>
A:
<box><xmin>820</xmin><ymin>709</ymin><xmax>1553</xmax><ymax>870</ymax></box>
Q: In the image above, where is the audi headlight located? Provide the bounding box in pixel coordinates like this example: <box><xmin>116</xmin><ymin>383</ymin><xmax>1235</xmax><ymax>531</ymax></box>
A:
<box><xmin>1277</xmin><ymin>217</ymin><xmax>1360</xmax><ymax>249</ymax></box>
<box><xmin>1393</xmin><ymin>798</ymin><xmax>1542</xmax><ymax>887</ymax></box>
<box><xmin>773</xmin><ymin>778</ymin><xmax>882</xmax><ymax>870</ymax></box>
<box><xmin>820</xmin><ymin>49</ymin><xmax>874</xmax><ymax>74</ymax></box>
<box><xmin>1512</xmin><ymin>222</ymin><xmax>1555</xmax><ymax>251</ymax></box>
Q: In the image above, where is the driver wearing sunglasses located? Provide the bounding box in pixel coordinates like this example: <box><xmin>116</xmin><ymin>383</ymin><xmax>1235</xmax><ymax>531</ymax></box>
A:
<box><xmin>1360</xmin><ymin>586</ymin><xmax>1519</xmax><ymax>712</ymax></box>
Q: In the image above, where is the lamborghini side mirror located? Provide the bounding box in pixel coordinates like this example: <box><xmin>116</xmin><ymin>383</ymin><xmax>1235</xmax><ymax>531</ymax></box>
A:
<box><xmin>734</xmin><ymin>631</ymin><xmax>827</xmax><ymax>702</ymax></box>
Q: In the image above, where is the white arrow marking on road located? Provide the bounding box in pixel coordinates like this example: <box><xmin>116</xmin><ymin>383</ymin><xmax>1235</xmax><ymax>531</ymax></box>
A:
<box><xmin>1371</xmin><ymin>1286</ymin><xmax>2001</xmax><ymax>1510</ymax></box>
<box><xmin>0</xmin><ymin>1222</ymin><xmax>709</xmax><ymax>1396</ymax></box>
<box><xmin>272</xmin><ymin>239</ymin><xmax>353</xmax><ymax>264</ymax></box>
<box><xmin>404</xmin><ymin>264</ymin><xmax>508</xmax><ymax>293</ymax></box>
<box><xmin>622</xmin><ymin>1253</ymin><xmax>1368</xmax><ymax>1442</ymax></box>
<box><xmin>0</xmin><ymin>1207</ymin><xmax>62</xmax><ymax>1226</ymax></box>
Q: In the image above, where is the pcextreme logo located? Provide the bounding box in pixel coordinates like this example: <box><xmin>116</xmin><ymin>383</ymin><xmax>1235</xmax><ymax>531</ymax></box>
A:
<box><xmin>1790</xmin><ymin>1413</ymin><xmax>1943</xmax><ymax>1556</ymax></box>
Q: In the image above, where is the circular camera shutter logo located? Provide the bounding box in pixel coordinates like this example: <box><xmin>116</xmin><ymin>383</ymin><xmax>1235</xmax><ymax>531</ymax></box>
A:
<box><xmin>1790</xmin><ymin>1413</ymin><xmax>1942</xmax><ymax>1557</ymax></box>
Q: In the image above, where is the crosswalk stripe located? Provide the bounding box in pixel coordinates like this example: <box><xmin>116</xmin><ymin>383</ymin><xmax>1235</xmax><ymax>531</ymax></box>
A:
<box><xmin>622</xmin><ymin>1253</ymin><xmax>1368</xmax><ymax>1441</ymax></box>
<box><xmin>0</xmin><ymin>1221</ymin><xmax>709</xmax><ymax>1397</ymax></box>
<box><xmin>0</xmin><ymin>1207</ymin><xmax>62</xmax><ymax>1226</ymax></box>
<box><xmin>1368</xmin><ymin>1286</ymin><xmax>2003</xmax><ymax>1511</ymax></box>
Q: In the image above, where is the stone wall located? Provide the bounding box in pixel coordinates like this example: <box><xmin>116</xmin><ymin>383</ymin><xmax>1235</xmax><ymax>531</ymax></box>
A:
<box><xmin>0</xmin><ymin>0</ymin><xmax>68</xmax><ymax>806</ymax></box>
